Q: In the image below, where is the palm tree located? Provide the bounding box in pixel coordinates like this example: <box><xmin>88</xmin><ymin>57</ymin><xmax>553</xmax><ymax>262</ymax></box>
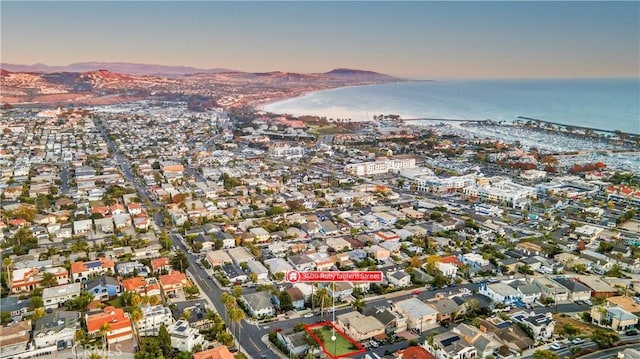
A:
<box><xmin>98</xmin><ymin>323</ymin><xmax>111</xmax><ymax>358</ymax></box>
<box><xmin>129</xmin><ymin>307</ymin><xmax>143</xmax><ymax>344</ymax></box>
<box><xmin>351</xmin><ymin>298</ymin><xmax>366</xmax><ymax>313</ymax></box>
<box><xmin>180</xmin><ymin>309</ymin><xmax>192</xmax><ymax>321</ymax></box>
<box><xmin>220</xmin><ymin>293</ymin><xmax>235</xmax><ymax>322</ymax></box>
<box><xmin>88</xmin><ymin>351</ymin><xmax>103</xmax><ymax>359</ymax></box>
<box><xmin>229</xmin><ymin>306</ymin><xmax>245</xmax><ymax>346</ymax></box>
<box><xmin>2</xmin><ymin>257</ymin><xmax>12</xmax><ymax>284</ymax></box>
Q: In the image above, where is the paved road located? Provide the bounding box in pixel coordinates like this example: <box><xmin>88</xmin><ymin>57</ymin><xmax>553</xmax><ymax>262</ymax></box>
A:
<box><xmin>60</xmin><ymin>163</ymin><xmax>69</xmax><ymax>194</ymax></box>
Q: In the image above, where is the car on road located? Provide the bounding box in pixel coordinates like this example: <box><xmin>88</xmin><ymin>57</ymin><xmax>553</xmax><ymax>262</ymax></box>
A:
<box><xmin>550</xmin><ymin>342</ymin><xmax>567</xmax><ymax>350</ymax></box>
<box><xmin>304</xmin><ymin>313</ymin><xmax>314</xmax><ymax>318</ymax></box>
<box><xmin>412</xmin><ymin>289</ymin><xmax>421</xmax><ymax>295</ymax></box>
<box><xmin>571</xmin><ymin>338</ymin><xmax>584</xmax><ymax>345</ymax></box>
<box><xmin>625</xmin><ymin>329</ymin><xmax>638</xmax><ymax>336</ymax></box>
<box><xmin>369</xmin><ymin>340</ymin><xmax>379</xmax><ymax>348</ymax></box>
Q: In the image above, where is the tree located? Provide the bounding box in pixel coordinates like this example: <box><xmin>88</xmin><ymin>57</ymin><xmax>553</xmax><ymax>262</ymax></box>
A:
<box><xmin>278</xmin><ymin>291</ymin><xmax>294</xmax><ymax>312</ymax></box>
<box><xmin>32</xmin><ymin>307</ymin><xmax>46</xmax><ymax>321</ymax></box>
<box><xmin>183</xmin><ymin>284</ymin><xmax>200</xmax><ymax>299</ymax></box>
<box><xmin>181</xmin><ymin>309</ymin><xmax>192</xmax><ymax>321</ymax></box>
<box><xmin>2</xmin><ymin>257</ymin><xmax>13</xmax><ymax>284</ymax></box>
<box><xmin>39</xmin><ymin>272</ymin><xmax>58</xmax><ymax>288</ymax></box>
<box><xmin>232</xmin><ymin>285</ymin><xmax>243</xmax><ymax>298</ymax></box>
<box><xmin>157</xmin><ymin>324</ymin><xmax>172</xmax><ymax>358</ymax></box>
<box><xmin>220</xmin><ymin>293</ymin><xmax>236</xmax><ymax>322</ymax></box>
<box><xmin>88</xmin><ymin>352</ymin><xmax>103</xmax><ymax>359</ymax></box>
<box><xmin>229</xmin><ymin>306</ymin><xmax>245</xmax><ymax>344</ymax></box>
<box><xmin>171</xmin><ymin>250</ymin><xmax>189</xmax><ymax>273</ymax></box>
<box><xmin>351</xmin><ymin>297</ymin><xmax>366</xmax><ymax>313</ymax></box>
<box><xmin>591</xmin><ymin>328</ymin><xmax>619</xmax><ymax>348</ymax></box>
<box><xmin>532</xmin><ymin>350</ymin><xmax>559</xmax><ymax>359</ymax></box>
<box><xmin>67</xmin><ymin>291</ymin><xmax>95</xmax><ymax>311</ymax></box>
<box><xmin>99</xmin><ymin>322</ymin><xmax>111</xmax><ymax>351</ymax></box>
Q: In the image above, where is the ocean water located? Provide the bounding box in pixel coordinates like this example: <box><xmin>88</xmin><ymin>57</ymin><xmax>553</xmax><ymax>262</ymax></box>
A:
<box><xmin>262</xmin><ymin>79</ymin><xmax>640</xmax><ymax>134</ymax></box>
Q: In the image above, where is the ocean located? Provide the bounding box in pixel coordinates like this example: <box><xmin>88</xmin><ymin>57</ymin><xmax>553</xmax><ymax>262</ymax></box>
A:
<box><xmin>262</xmin><ymin>79</ymin><xmax>640</xmax><ymax>134</ymax></box>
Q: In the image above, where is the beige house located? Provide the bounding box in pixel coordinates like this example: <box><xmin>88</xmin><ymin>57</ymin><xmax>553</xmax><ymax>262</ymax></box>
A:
<box><xmin>336</xmin><ymin>312</ymin><xmax>385</xmax><ymax>341</ymax></box>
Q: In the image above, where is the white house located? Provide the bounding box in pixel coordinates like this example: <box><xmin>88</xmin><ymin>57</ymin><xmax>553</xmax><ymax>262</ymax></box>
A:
<box><xmin>167</xmin><ymin>320</ymin><xmax>205</xmax><ymax>352</ymax></box>
<box><xmin>437</xmin><ymin>262</ymin><xmax>458</xmax><ymax>278</ymax></box>
<box><xmin>387</xmin><ymin>271</ymin><xmax>411</xmax><ymax>288</ymax></box>
<box><xmin>247</xmin><ymin>261</ymin><xmax>269</xmax><ymax>281</ymax></box>
<box><xmin>242</xmin><ymin>291</ymin><xmax>275</xmax><ymax>318</ymax></box>
<box><xmin>138</xmin><ymin>305</ymin><xmax>175</xmax><ymax>336</ymax></box>
<box><xmin>33</xmin><ymin>311</ymin><xmax>80</xmax><ymax>349</ymax></box>
<box><xmin>73</xmin><ymin>219</ymin><xmax>93</xmax><ymax>235</ymax></box>
<box><xmin>478</xmin><ymin>282</ymin><xmax>522</xmax><ymax>305</ymax></box>
<box><xmin>511</xmin><ymin>311</ymin><xmax>555</xmax><ymax>343</ymax></box>
<box><xmin>394</xmin><ymin>298</ymin><xmax>438</xmax><ymax>333</ymax></box>
<box><xmin>42</xmin><ymin>283</ymin><xmax>82</xmax><ymax>310</ymax></box>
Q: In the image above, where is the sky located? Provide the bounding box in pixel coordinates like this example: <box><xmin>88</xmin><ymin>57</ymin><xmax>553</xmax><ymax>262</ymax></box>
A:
<box><xmin>1</xmin><ymin>1</ymin><xmax>639</xmax><ymax>79</ymax></box>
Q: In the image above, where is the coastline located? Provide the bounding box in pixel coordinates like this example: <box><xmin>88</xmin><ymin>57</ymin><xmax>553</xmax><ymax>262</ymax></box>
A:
<box><xmin>255</xmin><ymin>79</ymin><xmax>640</xmax><ymax>133</ymax></box>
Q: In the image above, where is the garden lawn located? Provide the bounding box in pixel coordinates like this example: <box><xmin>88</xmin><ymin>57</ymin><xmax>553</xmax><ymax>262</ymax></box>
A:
<box><xmin>312</xmin><ymin>325</ymin><xmax>361</xmax><ymax>357</ymax></box>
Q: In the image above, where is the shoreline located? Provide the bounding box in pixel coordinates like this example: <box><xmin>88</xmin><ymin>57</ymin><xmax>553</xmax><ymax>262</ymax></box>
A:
<box><xmin>254</xmin><ymin>80</ymin><xmax>639</xmax><ymax>134</ymax></box>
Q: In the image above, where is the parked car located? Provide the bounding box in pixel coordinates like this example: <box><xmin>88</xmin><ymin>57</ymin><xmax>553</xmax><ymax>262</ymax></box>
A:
<box><xmin>571</xmin><ymin>338</ymin><xmax>584</xmax><ymax>345</ymax></box>
<box><xmin>625</xmin><ymin>329</ymin><xmax>638</xmax><ymax>336</ymax></box>
<box><xmin>550</xmin><ymin>342</ymin><xmax>567</xmax><ymax>350</ymax></box>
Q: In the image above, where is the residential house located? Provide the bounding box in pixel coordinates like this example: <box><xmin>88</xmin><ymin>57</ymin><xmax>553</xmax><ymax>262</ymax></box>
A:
<box><xmin>388</xmin><ymin>270</ymin><xmax>411</xmax><ymax>288</ymax></box>
<box><xmin>273</xmin><ymin>287</ymin><xmax>305</xmax><ymax>311</ymax></box>
<box><xmin>214</xmin><ymin>231</ymin><xmax>236</xmax><ymax>249</ymax></box>
<box><xmin>228</xmin><ymin>247</ymin><xmax>254</xmax><ymax>266</ymax></box>
<box><xmin>425</xmin><ymin>330</ymin><xmax>478</xmax><ymax>359</ymax></box>
<box><xmin>263</xmin><ymin>257</ymin><xmax>294</xmax><ymax>278</ymax></box>
<box><xmin>437</xmin><ymin>262</ymin><xmax>458</xmax><ymax>279</ymax></box>
<box><xmin>193</xmin><ymin>346</ymin><xmax>235</xmax><ymax>359</ymax></box>
<box><xmin>121</xmin><ymin>277</ymin><xmax>161</xmax><ymax>297</ymax></box>
<box><xmin>534</xmin><ymin>277</ymin><xmax>569</xmax><ymax>302</ymax></box>
<box><xmin>0</xmin><ymin>296</ymin><xmax>31</xmax><ymax>319</ymax></box>
<box><xmin>288</xmin><ymin>254</ymin><xmax>316</xmax><ymax>271</ymax></box>
<box><xmin>73</xmin><ymin>219</ymin><xmax>93</xmax><ymax>235</ymax></box>
<box><xmin>365</xmin><ymin>245</ymin><xmax>391</xmax><ymax>261</ymax></box>
<box><xmin>336</xmin><ymin>311</ymin><xmax>386</xmax><ymax>342</ymax></box>
<box><xmin>458</xmin><ymin>253</ymin><xmax>489</xmax><ymax>270</ymax></box>
<box><xmin>364</xmin><ymin>306</ymin><xmax>408</xmax><ymax>335</ymax></box>
<box><xmin>451</xmin><ymin>323</ymin><xmax>502</xmax><ymax>358</ymax></box>
<box><xmin>428</xmin><ymin>298</ymin><xmax>461</xmax><ymax>324</ymax></box>
<box><xmin>552</xmin><ymin>277</ymin><xmax>592</xmax><ymax>302</ymax></box>
<box><xmin>167</xmin><ymin>320</ymin><xmax>205</xmax><ymax>352</ymax></box>
<box><xmin>276</xmin><ymin>331</ymin><xmax>310</xmax><ymax>357</ymax></box>
<box><xmin>249</xmin><ymin>227</ymin><xmax>271</xmax><ymax>243</ymax></box>
<box><xmin>375</xmin><ymin>231</ymin><xmax>401</xmax><ymax>242</ymax></box>
<box><xmin>508</xmin><ymin>280</ymin><xmax>542</xmax><ymax>304</ymax></box>
<box><xmin>394</xmin><ymin>298</ymin><xmax>438</xmax><ymax>333</ymax></box>
<box><xmin>206</xmin><ymin>250</ymin><xmax>233</xmax><ymax>268</ymax></box>
<box><xmin>85</xmin><ymin>276</ymin><xmax>121</xmax><ymax>301</ymax></box>
<box><xmin>33</xmin><ymin>311</ymin><xmax>80</xmax><ymax>349</ymax></box>
<box><xmin>511</xmin><ymin>311</ymin><xmax>555</xmax><ymax>343</ymax></box>
<box><xmin>478</xmin><ymin>282</ymin><xmax>522</xmax><ymax>306</ymax></box>
<box><xmin>9</xmin><ymin>267</ymin><xmax>69</xmax><ymax>293</ymax></box>
<box><xmin>70</xmin><ymin>257</ymin><xmax>116</xmax><ymax>282</ymax></box>
<box><xmin>221</xmin><ymin>264</ymin><xmax>247</xmax><ymax>283</ymax></box>
<box><xmin>398</xmin><ymin>346</ymin><xmax>436</xmax><ymax>359</ymax></box>
<box><xmin>150</xmin><ymin>257</ymin><xmax>172</xmax><ymax>273</ymax></box>
<box><xmin>247</xmin><ymin>261</ymin><xmax>269</xmax><ymax>281</ymax></box>
<box><xmin>159</xmin><ymin>271</ymin><xmax>189</xmax><ymax>297</ymax></box>
<box><xmin>326</xmin><ymin>282</ymin><xmax>354</xmax><ymax>300</ymax></box>
<box><xmin>86</xmin><ymin>306</ymin><xmax>133</xmax><ymax>343</ymax></box>
<box><xmin>477</xmin><ymin>317</ymin><xmax>534</xmax><ymax>352</ymax></box>
<box><xmin>242</xmin><ymin>291</ymin><xmax>275</xmax><ymax>318</ymax></box>
<box><xmin>137</xmin><ymin>305</ymin><xmax>174</xmax><ymax>336</ymax></box>
<box><xmin>42</xmin><ymin>282</ymin><xmax>82</xmax><ymax>309</ymax></box>
<box><xmin>0</xmin><ymin>320</ymin><xmax>31</xmax><ymax>358</ymax></box>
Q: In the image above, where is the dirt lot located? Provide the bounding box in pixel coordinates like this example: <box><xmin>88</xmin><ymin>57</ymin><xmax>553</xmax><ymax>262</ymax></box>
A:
<box><xmin>553</xmin><ymin>313</ymin><xmax>602</xmax><ymax>337</ymax></box>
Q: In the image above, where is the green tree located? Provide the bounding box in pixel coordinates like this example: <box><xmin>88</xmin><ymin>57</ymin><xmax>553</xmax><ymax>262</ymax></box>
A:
<box><xmin>532</xmin><ymin>350</ymin><xmax>559</xmax><ymax>359</ymax></box>
<box><xmin>157</xmin><ymin>324</ymin><xmax>172</xmax><ymax>358</ymax></box>
<box><xmin>232</xmin><ymin>285</ymin><xmax>243</xmax><ymax>298</ymax></box>
<box><xmin>171</xmin><ymin>250</ymin><xmax>189</xmax><ymax>273</ymax></box>
<box><xmin>351</xmin><ymin>297</ymin><xmax>366</xmax><ymax>313</ymax></box>
<box><xmin>278</xmin><ymin>291</ymin><xmax>294</xmax><ymax>312</ymax></box>
<box><xmin>591</xmin><ymin>328</ymin><xmax>620</xmax><ymax>349</ymax></box>
<box><xmin>41</xmin><ymin>272</ymin><xmax>58</xmax><ymax>288</ymax></box>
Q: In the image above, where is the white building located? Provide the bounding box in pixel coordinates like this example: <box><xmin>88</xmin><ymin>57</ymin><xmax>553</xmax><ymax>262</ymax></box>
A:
<box><xmin>246</xmin><ymin>260</ymin><xmax>269</xmax><ymax>281</ymax></box>
<box><xmin>464</xmin><ymin>179</ymin><xmax>536</xmax><ymax>208</ymax></box>
<box><xmin>33</xmin><ymin>311</ymin><xmax>80</xmax><ymax>349</ymax></box>
<box><xmin>42</xmin><ymin>283</ymin><xmax>82</xmax><ymax>310</ymax></box>
<box><xmin>393</xmin><ymin>298</ymin><xmax>438</xmax><ymax>333</ymax></box>
<box><xmin>345</xmin><ymin>157</ymin><xmax>416</xmax><ymax>176</ymax></box>
<box><xmin>138</xmin><ymin>305</ymin><xmax>174</xmax><ymax>336</ymax></box>
<box><xmin>167</xmin><ymin>320</ymin><xmax>205</xmax><ymax>352</ymax></box>
<box><xmin>436</xmin><ymin>262</ymin><xmax>458</xmax><ymax>278</ymax></box>
<box><xmin>511</xmin><ymin>311</ymin><xmax>555</xmax><ymax>343</ymax></box>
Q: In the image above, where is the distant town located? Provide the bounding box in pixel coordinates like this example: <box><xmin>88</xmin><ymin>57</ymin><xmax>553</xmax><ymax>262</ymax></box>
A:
<box><xmin>0</xmin><ymin>99</ymin><xmax>639</xmax><ymax>359</ymax></box>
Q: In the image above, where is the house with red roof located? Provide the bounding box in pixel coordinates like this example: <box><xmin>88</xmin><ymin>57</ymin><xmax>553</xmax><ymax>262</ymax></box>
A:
<box><xmin>127</xmin><ymin>202</ymin><xmax>143</xmax><ymax>215</ymax></box>
<box><xmin>151</xmin><ymin>257</ymin><xmax>172</xmax><ymax>273</ymax></box>
<box><xmin>193</xmin><ymin>346</ymin><xmax>235</xmax><ymax>359</ymax></box>
<box><xmin>110</xmin><ymin>204</ymin><xmax>126</xmax><ymax>215</ymax></box>
<box><xmin>70</xmin><ymin>257</ymin><xmax>116</xmax><ymax>282</ymax></box>
<box><xmin>133</xmin><ymin>213</ymin><xmax>150</xmax><ymax>230</ymax></box>
<box><xmin>121</xmin><ymin>276</ymin><xmax>161</xmax><ymax>297</ymax></box>
<box><xmin>85</xmin><ymin>306</ymin><xmax>133</xmax><ymax>343</ymax></box>
<box><xmin>91</xmin><ymin>205</ymin><xmax>110</xmax><ymax>217</ymax></box>
<box><xmin>398</xmin><ymin>346</ymin><xmax>436</xmax><ymax>359</ymax></box>
<box><xmin>159</xmin><ymin>271</ymin><xmax>189</xmax><ymax>297</ymax></box>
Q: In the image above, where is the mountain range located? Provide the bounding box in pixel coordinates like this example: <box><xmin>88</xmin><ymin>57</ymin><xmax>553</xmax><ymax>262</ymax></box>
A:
<box><xmin>0</xmin><ymin>63</ymin><xmax>401</xmax><ymax>108</ymax></box>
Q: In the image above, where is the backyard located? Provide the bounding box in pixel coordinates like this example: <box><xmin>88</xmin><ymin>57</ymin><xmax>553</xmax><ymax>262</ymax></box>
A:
<box><xmin>306</xmin><ymin>323</ymin><xmax>364</xmax><ymax>358</ymax></box>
